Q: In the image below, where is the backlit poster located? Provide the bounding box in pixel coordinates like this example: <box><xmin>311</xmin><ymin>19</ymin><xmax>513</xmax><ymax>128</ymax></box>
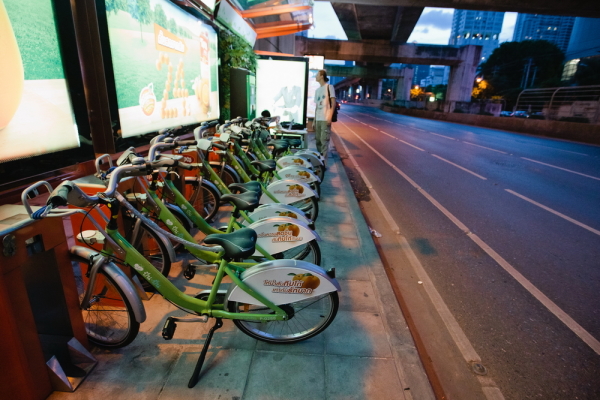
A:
<box><xmin>0</xmin><ymin>0</ymin><xmax>79</xmax><ymax>163</ymax></box>
<box><xmin>104</xmin><ymin>0</ymin><xmax>219</xmax><ymax>138</ymax></box>
<box><xmin>256</xmin><ymin>57</ymin><xmax>308</xmax><ymax>126</ymax></box>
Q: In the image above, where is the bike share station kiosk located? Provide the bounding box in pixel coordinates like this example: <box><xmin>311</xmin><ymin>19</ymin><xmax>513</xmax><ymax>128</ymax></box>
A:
<box><xmin>0</xmin><ymin>0</ymin><xmax>319</xmax><ymax>398</ymax></box>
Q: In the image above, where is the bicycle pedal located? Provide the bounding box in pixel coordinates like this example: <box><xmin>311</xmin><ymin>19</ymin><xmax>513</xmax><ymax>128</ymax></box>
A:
<box><xmin>183</xmin><ymin>266</ymin><xmax>196</xmax><ymax>280</ymax></box>
<box><xmin>162</xmin><ymin>317</ymin><xmax>177</xmax><ymax>340</ymax></box>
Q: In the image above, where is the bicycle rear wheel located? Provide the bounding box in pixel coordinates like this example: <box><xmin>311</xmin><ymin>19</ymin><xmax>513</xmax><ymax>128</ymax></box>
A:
<box><xmin>289</xmin><ymin>197</ymin><xmax>319</xmax><ymax>222</ymax></box>
<box><xmin>229</xmin><ymin>291</ymin><xmax>338</xmax><ymax>343</ymax></box>
<box><xmin>273</xmin><ymin>239</ymin><xmax>321</xmax><ymax>266</ymax></box>
<box><xmin>75</xmin><ymin>268</ymin><xmax>139</xmax><ymax>348</ymax></box>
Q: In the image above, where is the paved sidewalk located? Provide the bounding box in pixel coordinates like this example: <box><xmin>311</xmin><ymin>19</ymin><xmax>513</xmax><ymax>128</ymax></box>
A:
<box><xmin>49</xmin><ymin>135</ymin><xmax>434</xmax><ymax>400</ymax></box>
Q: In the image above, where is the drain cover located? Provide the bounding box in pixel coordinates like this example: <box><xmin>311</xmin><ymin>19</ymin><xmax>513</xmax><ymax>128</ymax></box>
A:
<box><xmin>471</xmin><ymin>362</ymin><xmax>488</xmax><ymax>375</ymax></box>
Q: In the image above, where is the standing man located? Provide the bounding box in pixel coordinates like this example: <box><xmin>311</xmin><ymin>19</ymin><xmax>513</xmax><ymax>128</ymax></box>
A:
<box><xmin>314</xmin><ymin>69</ymin><xmax>335</xmax><ymax>159</ymax></box>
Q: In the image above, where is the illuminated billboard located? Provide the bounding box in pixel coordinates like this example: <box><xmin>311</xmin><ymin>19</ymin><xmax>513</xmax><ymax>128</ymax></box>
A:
<box><xmin>104</xmin><ymin>0</ymin><xmax>219</xmax><ymax>138</ymax></box>
<box><xmin>256</xmin><ymin>57</ymin><xmax>308</xmax><ymax>126</ymax></box>
<box><xmin>0</xmin><ymin>0</ymin><xmax>79</xmax><ymax>164</ymax></box>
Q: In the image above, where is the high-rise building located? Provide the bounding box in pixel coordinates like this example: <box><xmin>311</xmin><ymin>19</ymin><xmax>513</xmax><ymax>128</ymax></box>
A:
<box><xmin>449</xmin><ymin>10</ymin><xmax>505</xmax><ymax>63</ymax></box>
<box><xmin>512</xmin><ymin>14</ymin><xmax>575</xmax><ymax>53</ymax></box>
<box><xmin>562</xmin><ymin>17</ymin><xmax>600</xmax><ymax>82</ymax></box>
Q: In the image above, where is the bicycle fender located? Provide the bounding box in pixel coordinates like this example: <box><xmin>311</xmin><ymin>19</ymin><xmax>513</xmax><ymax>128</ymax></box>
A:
<box><xmin>277</xmin><ymin>166</ymin><xmax>321</xmax><ymax>184</ymax></box>
<box><xmin>70</xmin><ymin>246</ymin><xmax>147</xmax><ymax>323</ymax></box>
<box><xmin>247</xmin><ymin>203</ymin><xmax>311</xmax><ymax>224</ymax></box>
<box><xmin>246</xmin><ymin>217</ymin><xmax>320</xmax><ymax>256</ymax></box>
<box><xmin>260</xmin><ymin>179</ymin><xmax>318</xmax><ymax>205</ymax></box>
<box><xmin>226</xmin><ymin>259</ymin><xmax>341</xmax><ymax>306</ymax></box>
<box><xmin>276</xmin><ymin>155</ymin><xmax>313</xmax><ymax>170</ymax></box>
<box><xmin>294</xmin><ymin>151</ymin><xmax>324</xmax><ymax>168</ymax></box>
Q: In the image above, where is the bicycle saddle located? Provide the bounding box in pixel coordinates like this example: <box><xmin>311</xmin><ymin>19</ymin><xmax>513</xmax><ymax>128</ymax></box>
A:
<box><xmin>251</xmin><ymin>159</ymin><xmax>277</xmax><ymax>172</ymax></box>
<box><xmin>229</xmin><ymin>181</ymin><xmax>262</xmax><ymax>196</ymax></box>
<box><xmin>287</xmin><ymin>139</ymin><xmax>302</xmax><ymax>148</ymax></box>
<box><xmin>204</xmin><ymin>228</ymin><xmax>257</xmax><ymax>260</ymax></box>
<box><xmin>221</xmin><ymin>191</ymin><xmax>259</xmax><ymax>211</ymax></box>
<box><xmin>267</xmin><ymin>140</ymin><xmax>289</xmax><ymax>156</ymax></box>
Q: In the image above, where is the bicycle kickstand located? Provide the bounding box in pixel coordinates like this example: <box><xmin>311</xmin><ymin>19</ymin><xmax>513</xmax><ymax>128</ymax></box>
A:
<box><xmin>188</xmin><ymin>317</ymin><xmax>223</xmax><ymax>388</ymax></box>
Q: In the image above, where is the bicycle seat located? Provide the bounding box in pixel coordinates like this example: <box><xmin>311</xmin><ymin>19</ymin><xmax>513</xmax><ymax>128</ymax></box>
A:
<box><xmin>204</xmin><ymin>228</ymin><xmax>257</xmax><ymax>260</ymax></box>
<box><xmin>287</xmin><ymin>139</ymin><xmax>302</xmax><ymax>148</ymax></box>
<box><xmin>267</xmin><ymin>140</ymin><xmax>289</xmax><ymax>156</ymax></box>
<box><xmin>229</xmin><ymin>181</ymin><xmax>262</xmax><ymax>196</ymax></box>
<box><xmin>221</xmin><ymin>191</ymin><xmax>259</xmax><ymax>211</ymax></box>
<box><xmin>251</xmin><ymin>159</ymin><xmax>277</xmax><ymax>173</ymax></box>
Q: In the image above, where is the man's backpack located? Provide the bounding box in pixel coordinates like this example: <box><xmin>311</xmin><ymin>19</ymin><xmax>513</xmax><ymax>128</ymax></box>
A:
<box><xmin>327</xmin><ymin>84</ymin><xmax>338</xmax><ymax>123</ymax></box>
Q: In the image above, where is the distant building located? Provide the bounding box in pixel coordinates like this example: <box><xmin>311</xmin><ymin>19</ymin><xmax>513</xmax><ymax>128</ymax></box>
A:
<box><xmin>411</xmin><ymin>64</ymin><xmax>430</xmax><ymax>86</ymax></box>
<box><xmin>561</xmin><ymin>17</ymin><xmax>600</xmax><ymax>82</ymax></box>
<box><xmin>449</xmin><ymin>10</ymin><xmax>505</xmax><ymax>63</ymax></box>
<box><xmin>512</xmin><ymin>14</ymin><xmax>575</xmax><ymax>53</ymax></box>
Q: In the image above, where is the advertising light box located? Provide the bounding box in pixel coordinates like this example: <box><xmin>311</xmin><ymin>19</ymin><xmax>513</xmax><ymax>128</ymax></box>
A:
<box><xmin>256</xmin><ymin>57</ymin><xmax>308</xmax><ymax>126</ymax></box>
<box><xmin>104</xmin><ymin>0</ymin><xmax>219</xmax><ymax>138</ymax></box>
<box><xmin>0</xmin><ymin>0</ymin><xmax>79</xmax><ymax>164</ymax></box>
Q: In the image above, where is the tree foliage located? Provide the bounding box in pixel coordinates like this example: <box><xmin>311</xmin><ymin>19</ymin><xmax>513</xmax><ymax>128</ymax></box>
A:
<box><xmin>218</xmin><ymin>30</ymin><xmax>257</xmax><ymax>121</ymax></box>
<box><xmin>480</xmin><ymin>40</ymin><xmax>565</xmax><ymax>102</ymax></box>
<box><xmin>154</xmin><ymin>4</ymin><xmax>167</xmax><ymax>28</ymax></box>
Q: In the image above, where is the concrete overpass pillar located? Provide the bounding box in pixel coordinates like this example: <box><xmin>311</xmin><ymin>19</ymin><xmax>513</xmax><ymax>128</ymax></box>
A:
<box><xmin>395</xmin><ymin>68</ymin><xmax>414</xmax><ymax>101</ymax></box>
<box><xmin>446</xmin><ymin>45</ymin><xmax>481</xmax><ymax>103</ymax></box>
<box><xmin>377</xmin><ymin>80</ymin><xmax>383</xmax><ymax>100</ymax></box>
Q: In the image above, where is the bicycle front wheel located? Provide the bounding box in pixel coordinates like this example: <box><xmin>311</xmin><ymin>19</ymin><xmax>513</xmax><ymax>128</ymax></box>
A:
<box><xmin>76</xmin><ymin>268</ymin><xmax>140</xmax><ymax>348</ymax></box>
<box><xmin>229</xmin><ymin>291</ymin><xmax>338</xmax><ymax>343</ymax></box>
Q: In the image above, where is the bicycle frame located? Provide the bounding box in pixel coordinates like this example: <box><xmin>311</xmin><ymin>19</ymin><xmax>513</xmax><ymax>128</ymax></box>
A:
<box><xmin>105</xmin><ymin>195</ymin><xmax>289</xmax><ymax>321</ymax></box>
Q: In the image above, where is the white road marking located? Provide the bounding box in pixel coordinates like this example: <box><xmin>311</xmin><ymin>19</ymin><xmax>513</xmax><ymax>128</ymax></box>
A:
<box><xmin>506</xmin><ymin>189</ymin><xmax>600</xmax><ymax>237</ymax></box>
<box><xmin>521</xmin><ymin>157</ymin><xmax>600</xmax><ymax>181</ymax></box>
<box><xmin>431</xmin><ymin>154</ymin><xmax>488</xmax><ymax>180</ymax></box>
<box><xmin>428</xmin><ymin>131</ymin><xmax>456</xmax><ymax>140</ymax></box>
<box><xmin>525</xmin><ymin>143</ymin><xmax>589</xmax><ymax>156</ymax></box>
<box><xmin>336</xmin><ymin>120</ymin><xmax>600</xmax><ymax>358</ymax></box>
<box><xmin>378</xmin><ymin>130</ymin><xmax>425</xmax><ymax>151</ymax></box>
<box><xmin>463</xmin><ymin>141</ymin><xmax>508</xmax><ymax>154</ymax></box>
<box><xmin>335</xmin><ymin>123</ymin><xmax>505</xmax><ymax>400</ymax></box>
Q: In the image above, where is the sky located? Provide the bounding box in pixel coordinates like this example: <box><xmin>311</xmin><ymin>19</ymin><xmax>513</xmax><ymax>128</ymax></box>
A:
<box><xmin>308</xmin><ymin>3</ymin><xmax>519</xmax><ymax>45</ymax></box>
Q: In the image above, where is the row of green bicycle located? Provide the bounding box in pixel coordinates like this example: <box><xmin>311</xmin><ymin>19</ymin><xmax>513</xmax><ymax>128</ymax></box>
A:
<box><xmin>22</xmin><ymin>116</ymin><xmax>339</xmax><ymax>388</ymax></box>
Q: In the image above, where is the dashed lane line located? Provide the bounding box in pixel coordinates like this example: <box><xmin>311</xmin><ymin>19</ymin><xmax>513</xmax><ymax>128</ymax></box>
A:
<box><xmin>428</xmin><ymin>131</ymin><xmax>456</xmax><ymax>140</ymax></box>
<box><xmin>463</xmin><ymin>141</ymin><xmax>508</xmax><ymax>154</ymax></box>
<box><xmin>506</xmin><ymin>189</ymin><xmax>600</xmax><ymax>237</ymax></box>
<box><xmin>431</xmin><ymin>154</ymin><xmax>488</xmax><ymax>180</ymax></box>
<box><xmin>378</xmin><ymin>130</ymin><xmax>425</xmax><ymax>151</ymax></box>
<box><xmin>521</xmin><ymin>157</ymin><xmax>600</xmax><ymax>181</ymax></box>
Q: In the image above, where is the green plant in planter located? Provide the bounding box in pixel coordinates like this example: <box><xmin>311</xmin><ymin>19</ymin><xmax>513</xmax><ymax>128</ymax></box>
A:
<box><xmin>218</xmin><ymin>30</ymin><xmax>256</xmax><ymax>121</ymax></box>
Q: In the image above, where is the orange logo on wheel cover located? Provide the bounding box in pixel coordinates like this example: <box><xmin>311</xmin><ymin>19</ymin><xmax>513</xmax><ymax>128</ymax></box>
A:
<box><xmin>289</xmin><ymin>273</ymin><xmax>320</xmax><ymax>289</ymax></box>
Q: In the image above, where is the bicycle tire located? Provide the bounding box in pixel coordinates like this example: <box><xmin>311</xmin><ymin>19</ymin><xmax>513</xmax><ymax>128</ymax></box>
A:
<box><xmin>74</xmin><ymin>267</ymin><xmax>140</xmax><ymax>348</ymax></box>
<box><xmin>184</xmin><ymin>179</ymin><xmax>221</xmax><ymax>222</ymax></box>
<box><xmin>309</xmin><ymin>181</ymin><xmax>321</xmax><ymax>198</ymax></box>
<box><xmin>229</xmin><ymin>291</ymin><xmax>338</xmax><ymax>343</ymax></box>
<box><xmin>209</xmin><ymin>162</ymin><xmax>241</xmax><ymax>188</ymax></box>
<box><xmin>126</xmin><ymin>219</ymin><xmax>172</xmax><ymax>290</ymax></box>
<box><xmin>312</xmin><ymin>164</ymin><xmax>325</xmax><ymax>181</ymax></box>
<box><xmin>289</xmin><ymin>196</ymin><xmax>319</xmax><ymax>222</ymax></box>
<box><xmin>272</xmin><ymin>239</ymin><xmax>321</xmax><ymax>266</ymax></box>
